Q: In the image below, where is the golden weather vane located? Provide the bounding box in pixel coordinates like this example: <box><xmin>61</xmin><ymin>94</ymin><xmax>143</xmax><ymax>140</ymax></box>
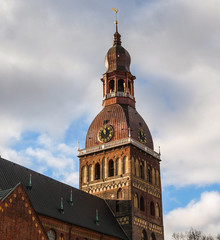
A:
<box><xmin>112</xmin><ymin>8</ymin><xmax>119</xmax><ymax>25</ymax></box>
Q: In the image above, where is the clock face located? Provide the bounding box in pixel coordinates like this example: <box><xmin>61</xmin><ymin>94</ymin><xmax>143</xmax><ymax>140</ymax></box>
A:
<box><xmin>98</xmin><ymin>124</ymin><xmax>113</xmax><ymax>143</ymax></box>
<box><xmin>47</xmin><ymin>230</ymin><xmax>56</xmax><ymax>240</ymax></box>
<box><xmin>138</xmin><ymin>128</ymin><xmax>147</xmax><ymax>144</ymax></box>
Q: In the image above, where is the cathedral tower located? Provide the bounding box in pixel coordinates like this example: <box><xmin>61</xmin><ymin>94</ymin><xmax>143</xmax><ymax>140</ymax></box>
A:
<box><xmin>78</xmin><ymin>22</ymin><xmax>164</xmax><ymax>240</ymax></box>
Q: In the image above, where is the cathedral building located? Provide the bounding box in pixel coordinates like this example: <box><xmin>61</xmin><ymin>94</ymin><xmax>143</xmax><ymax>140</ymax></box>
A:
<box><xmin>0</xmin><ymin>22</ymin><xmax>164</xmax><ymax>240</ymax></box>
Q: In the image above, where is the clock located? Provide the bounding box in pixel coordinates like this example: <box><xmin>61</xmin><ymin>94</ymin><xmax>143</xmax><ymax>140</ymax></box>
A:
<box><xmin>138</xmin><ymin>128</ymin><xmax>147</xmax><ymax>144</ymax></box>
<box><xmin>47</xmin><ymin>230</ymin><xmax>56</xmax><ymax>240</ymax></box>
<box><xmin>98</xmin><ymin>124</ymin><xmax>113</xmax><ymax>143</ymax></box>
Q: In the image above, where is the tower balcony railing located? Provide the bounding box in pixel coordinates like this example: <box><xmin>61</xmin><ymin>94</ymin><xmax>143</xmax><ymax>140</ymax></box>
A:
<box><xmin>78</xmin><ymin>137</ymin><xmax>160</xmax><ymax>160</ymax></box>
<box><xmin>103</xmin><ymin>91</ymin><xmax>134</xmax><ymax>100</ymax></box>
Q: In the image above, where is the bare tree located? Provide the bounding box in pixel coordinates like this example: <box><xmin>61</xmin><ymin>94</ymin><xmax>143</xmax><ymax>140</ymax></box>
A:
<box><xmin>172</xmin><ymin>229</ymin><xmax>219</xmax><ymax>240</ymax></box>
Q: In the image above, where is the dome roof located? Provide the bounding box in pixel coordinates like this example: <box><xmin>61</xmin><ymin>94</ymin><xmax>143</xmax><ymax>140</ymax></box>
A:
<box><xmin>104</xmin><ymin>31</ymin><xmax>131</xmax><ymax>73</ymax></box>
<box><xmin>86</xmin><ymin>104</ymin><xmax>154</xmax><ymax>150</ymax></box>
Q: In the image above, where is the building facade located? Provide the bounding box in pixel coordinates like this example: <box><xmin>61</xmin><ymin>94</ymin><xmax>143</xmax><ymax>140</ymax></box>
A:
<box><xmin>0</xmin><ymin>24</ymin><xmax>164</xmax><ymax>240</ymax></box>
<box><xmin>78</xmin><ymin>25</ymin><xmax>164</xmax><ymax>240</ymax></box>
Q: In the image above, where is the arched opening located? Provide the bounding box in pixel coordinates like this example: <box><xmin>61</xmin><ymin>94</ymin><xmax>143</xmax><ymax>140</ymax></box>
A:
<box><xmin>122</xmin><ymin>156</ymin><xmax>126</xmax><ymax>174</ymax></box>
<box><xmin>109</xmin><ymin>80</ymin><xmax>115</xmax><ymax>93</ymax></box>
<box><xmin>117</xmin><ymin>188</ymin><xmax>123</xmax><ymax>199</ymax></box>
<box><xmin>116</xmin><ymin>158</ymin><xmax>119</xmax><ymax>175</ymax></box>
<box><xmin>95</xmin><ymin>163</ymin><xmax>100</xmax><ymax>180</ymax></box>
<box><xmin>150</xmin><ymin>201</ymin><xmax>155</xmax><ymax>216</ymax></box>
<box><xmin>152</xmin><ymin>168</ymin><xmax>156</xmax><ymax>185</ymax></box>
<box><xmin>118</xmin><ymin>79</ymin><xmax>125</xmax><ymax>92</ymax></box>
<box><xmin>135</xmin><ymin>160</ymin><xmax>140</xmax><ymax>177</ymax></box>
<box><xmin>59</xmin><ymin>233</ymin><xmax>64</xmax><ymax>240</ymax></box>
<box><xmin>102</xmin><ymin>158</ymin><xmax>105</xmax><ymax>179</ymax></box>
<box><xmin>47</xmin><ymin>229</ymin><xmax>56</xmax><ymax>240</ymax></box>
<box><xmin>140</xmin><ymin>196</ymin><xmax>145</xmax><ymax>211</ymax></box>
<box><xmin>142</xmin><ymin>230</ymin><xmax>148</xmax><ymax>240</ymax></box>
<box><xmin>151</xmin><ymin>232</ymin><xmax>156</xmax><ymax>240</ymax></box>
<box><xmin>148</xmin><ymin>166</ymin><xmax>152</xmax><ymax>183</ymax></box>
<box><xmin>81</xmin><ymin>166</ymin><xmax>87</xmax><ymax>184</ymax></box>
<box><xmin>155</xmin><ymin>203</ymin><xmax>160</xmax><ymax>217</ymax></box>
<box><xmin>140</xmin><ymin>162</ymin><xmax>144</xmax><ymax>179</ymax></box>
<box><xmin>156</xmin><ymin>170</ymin><xmax>160</xmax><ymax>187</ymax></box>
<box><xmin>134</xmin><ymin>193</ymin><xmax>139</xmax><ymax>208</ymax></box>
<box><xmin>128</xmin><ymin>81</ymin><xmax>132</xmax><ymax>93</ymax></box>
<box><xmin>109</xmin><ymin>159</ymin><xmax>114</xmax><ymax>177</ymax></box>
<box><xmin>88</xmin><ymin>164</ymin><xmax>92</xmax><ymax>182</ymax></box>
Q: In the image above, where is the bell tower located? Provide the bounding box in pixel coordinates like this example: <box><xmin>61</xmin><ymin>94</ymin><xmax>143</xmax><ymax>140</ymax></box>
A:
<box><xmin>78</xmin><ymin>17</ymin><xmax>164</xmax><ymax>240</ymax></box>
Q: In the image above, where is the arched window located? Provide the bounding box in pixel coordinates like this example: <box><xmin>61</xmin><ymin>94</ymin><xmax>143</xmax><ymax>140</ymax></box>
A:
<box><xmin>109</xmin><ymin>159</ymin><xmax>114</xmax><ymax>177</ymax></box>
<box><xmin>109</xmin><ymin>80</ymin><xmax>115</xmax><ymax>93</ymax></box>
<box><xmin>59</xmin><ymin>234</ymin><xmax>64</xmax><ymax>240</ymax></box>
<box><xmin>122</xmin><ymin>156</ymin><xmax>126</xmax><ymax>174</ymax></box>
<box><xmin>117</xmin><ymin>188</ymin><xmax>123</xmax><ymax>199</ymax></box>
<box><xmin>148</xmin><ymin>166</ymin><xmax>152</xmax><ymax>183</ymax></box>
<box><xmin>134</xmin><ymin>193</ymin><xmax>139</xmax><ymax>208</ymax></box>
<box><xmin>140</xmin><ymin>196</ymin><xmax>145</xmax><ymax>211</ymax></box>
<box><xmin>116</xmin><ymin>158</ymin><xmax>119</xmax><ymax>175</ymax></box>
<box><xmin>156</xmin><ymin>170</ymin><xmax>160</xmax><ymax>187</ymax></box>
<box><xmin>95</xmin><ymin>163</ymin><xmax>100</xmax><ymax>180</ymax></box>
<box><xmin>155</xmin><ymin>203</ymin><xmax>160</xmax><ymax>217</ymax></box>
<box><xmin>136</xmin><ymin>160</ymin><xmax>140</xmax><ymax>177</ymax></box>
<box><xmin>88</xmin><ymin>164</ymin><xmax>92</xmax><ymax>182</ymax></box>
<box><xmin>150</xmin><ymin>201</ymin><xmax>155</xmax><ymax>216</ymax></box>
<box><xmin>152</xmin><ymin>168</ymin><xmax>156</xmax><ymax>185</ymax></box>
<box><xmin>81</xmin><ymin>166</ymin><xmax>87</xmax><ymax>184</ymax></box>
<box><xmin>141</xmin><ymin>230</ymin><xmax>148</xmax><ymax>240</ymax></box>
<box><xmin>118</xmin><ymin>79</ymin><xmax>124</xmax><ymax>92</ymax></box>
<box><xmin>102</xmin><ymin>157</ymin><xmax>105</xmax><ymax>179</ymax></box>
<box><xmin>128</xmin><ymin>81</ymin><xmax>132</xmax><ymax>93</ymax></box>
<box><xmin>151</xmin><ymin>232</ymin><xmax>156</xmax><ymax>240</ymax></box>
<box><xmin>140</xmin><ymin>162</ymin><xmax>144</xmax><ymax>179</ymax></box>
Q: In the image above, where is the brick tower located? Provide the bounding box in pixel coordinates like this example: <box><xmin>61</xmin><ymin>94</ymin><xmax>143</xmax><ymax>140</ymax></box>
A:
<box><xmin>78</xmin><ymin>22</ymin><xmax>164</xmax><ymax>240</ymax></box>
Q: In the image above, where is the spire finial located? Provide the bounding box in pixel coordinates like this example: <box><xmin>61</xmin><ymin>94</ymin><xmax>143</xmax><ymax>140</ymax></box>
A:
<box><xmin>112</xmin><ymin>8</ymin><xmax>119</xmax><ymax>32</ymax></box>
<box><xmin>60</xmin><ymin>197</ymin><xmax>64</xmax><ymax>214</ymax></box>
<box><xmin>27</xmin><ymin>174</ymin><xmax>32</xmax><ymax>191</ymax></box>
<box><xmin>159</xmin><ymin>146</ymin><xmax>161</xmax><ymax>156</ymax></box>
<box><xmin>69</xmin><ymin>190</ymin><xmax>73</xmax><ymax>206</ymax></box>
<box><xmin>95</xmin><ymin>209</ymin><xmax>100</xmax><ymax>225</ymax></box>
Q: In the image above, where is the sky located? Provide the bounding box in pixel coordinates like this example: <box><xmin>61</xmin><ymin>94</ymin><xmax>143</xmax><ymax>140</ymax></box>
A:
<box><xmin>0</xmin><ymin>0</ymin><xmax>220</xmax><ymax>238</ymax></box>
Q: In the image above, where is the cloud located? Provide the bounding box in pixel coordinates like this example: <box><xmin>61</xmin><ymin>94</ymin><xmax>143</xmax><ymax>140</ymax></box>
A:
<box><xmin>164</xmin><ymin>191</ymin><xmax>220</xmax><ymax>238</ymax></box>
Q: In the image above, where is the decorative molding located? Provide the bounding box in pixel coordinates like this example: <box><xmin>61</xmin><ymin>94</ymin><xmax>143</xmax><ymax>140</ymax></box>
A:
<box><xmin>82</xmin><ymin>178</ymin><xmax>129</xmax><ymax>194</ymax></box>
<box><xmin>117</xmin><ymin>216</ymin><xmax>129</xmax><ymax>225</ymax></box>
<box><xmin>133</xmin><ymin>216</ymin><xmax>163</xmax><ymax>235</ymax></box>
<box><xmin>78</xmin><ymin>137</ymin><xmax>160</xmax><ymax>160</ymax></box>
<box><xmin>42</xmin><ymin>223</ymin><xmax>69</xmax><ymax>233</ymax></box>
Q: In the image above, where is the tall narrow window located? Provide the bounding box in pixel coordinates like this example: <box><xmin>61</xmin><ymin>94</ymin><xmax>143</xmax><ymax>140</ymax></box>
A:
<box><xmin>155</xmin><ymin>203</ymin><xmax>160</xmax><ymax>217</ymax></box>
<box><xmin>150</xmin><ymin>201</ymin><xmax>155</xmax><ymax>216</ymax></box>
<box><xmin>140</xmin><ymin>196</ymin><xmax>145</xmax><ymax>211</ymax></box>
<box><xmin>142</xmin><ymin>230</ymin><xmax>148</xmax><ymax>240</ymax></box>
<box><xmin>123</xmin><ymin>156</ymin><xmax>126</xmax><ymax>174</ymax></box>
<box><xmin>152</xmin><ymin>168</ymin><xmax>156</xmax><ymax>185</ymax></box>
<box><xmin>140</xmin><ymin>162</ymin><xmax>144</xmax><ymax>179</ymax></box>
<box><xmin>148</xmin><ymin>166</ymin><xmax>152</xmax><ymax>183</ymax></box>
<box><xmin>109</xmin><ymin>159</ymin><xmax>114</xmax><ymax>177</ymax></box>
<box><xmin>134</xmin><ymin>193</ymin><xmax>139</xmax><ymax>208</ymax></box>
<box><xmin>95</xmin><ymin>163</ymin><xmax>100</xmax><ymax>180</ymax></box>
<box><xmin>102</xmin><ymin>158</ymin><xmax>105</xmax><ymax>179</ymax></box>
<box><xmin>151</xmin><ymin>233</ymin><xmax>156</xmax><ymax>240</ymax></box>
<box><xmin>88</xmin><ymin>164</ymin><xmax>92</xmax><ymax>182</ymax></box>
<box><xmin>128</xmin><ymin>81</ymin><xmax>131</xmax><ymax>93</ymax></box>
<box><xmin>118</xmin><ymin>79</ymin><xmax>124</xmax><ymax>92</ymax></box>
<box><xmin>116</xmin><ymin>158</ymin><xmax>119</xmax><ymax>175</ymax></box>
<box><xmin>109</xmin><ymin>80</ymin><xmax>115</xmax><ymax>93</ymax></box>
<box><xmin>117</xmin><ymin>188</ymin><xmax>123</xmax><ymax>199</ymax></box>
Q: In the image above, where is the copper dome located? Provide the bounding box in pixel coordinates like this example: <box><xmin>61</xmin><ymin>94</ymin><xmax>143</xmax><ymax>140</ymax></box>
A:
<box><xmin>104</xmin><ymin>31</ymin><xmax>131</xmax><ymax>73</ymax></box>
<box><xmin>86</xmin><ymin>104</ymin><xmax>154</xmax><ymax>150</ymax></box>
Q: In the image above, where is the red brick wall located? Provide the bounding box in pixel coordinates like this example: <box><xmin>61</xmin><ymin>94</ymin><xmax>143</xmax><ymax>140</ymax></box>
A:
<box><xmin>0</xmin><ymin>184</ymin><xmax>47</xmax><ymax>240</ymax></box>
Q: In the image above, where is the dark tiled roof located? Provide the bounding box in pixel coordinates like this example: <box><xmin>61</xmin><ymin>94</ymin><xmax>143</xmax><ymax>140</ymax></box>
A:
<box><xmin>0</xmin><ymin>157</ymin><xmax>128</xmax><ymax>240</ymax></box>
<box><xmin>0</xmin><ymin>183</ymin><xmax>19</xmax><ymax>201</ymax></box>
